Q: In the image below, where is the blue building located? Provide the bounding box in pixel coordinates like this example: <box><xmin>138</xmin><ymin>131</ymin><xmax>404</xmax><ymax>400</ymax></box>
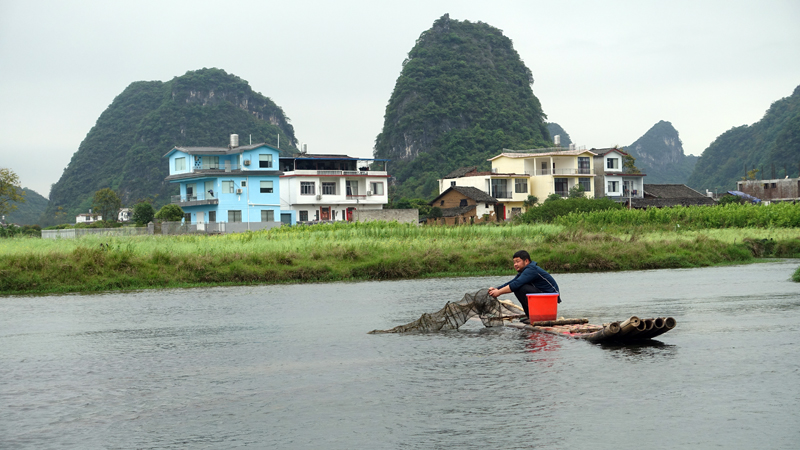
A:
<box><xmin>163</xmin><ymin>134</ymin><xmax>293</xmax><ymax>229</ymax></box>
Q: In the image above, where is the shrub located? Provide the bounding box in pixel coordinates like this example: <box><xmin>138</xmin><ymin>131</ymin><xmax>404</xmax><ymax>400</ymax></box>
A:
<box><xmin>155</xmin><ymin>204</ymin><xmax>184</xmax><ymax>222</ymax></box>
<box><xmin>132</xmin><ymin>202</ymin><xmax>155</xmax><ymax>226</ymax></box>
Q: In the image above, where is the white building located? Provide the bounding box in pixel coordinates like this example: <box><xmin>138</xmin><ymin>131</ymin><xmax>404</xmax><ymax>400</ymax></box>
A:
<box><xmin>279</xmin><ymin>154</ymin><xmax>389</xmax><ymax>222</ymax></box>
<box><xmin>76</xmin><ymin>212</ymin><xmax>102</xmax><ymax>224</ymax></box>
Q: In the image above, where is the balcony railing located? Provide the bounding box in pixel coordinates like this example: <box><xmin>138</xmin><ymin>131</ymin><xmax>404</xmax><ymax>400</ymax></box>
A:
<box><xmin>534</xmin><ymin>168</ymin><xmax>592</xmax><ymax>176</ymax></box>
<box><xmin>171</xmin><ymin>195</ymin><xmax>219</xmax><ymax>206</ymax></box>
<box><xmin>285</xmin><ymin>169</ymin><xmax>388</xmax><ymax>177</ymax></box>
<box><xmin>491</xmin><ymin>190</ymin><xmax>512</xmax><ymax>199</ymax></box>
<box><xmin>193</xmin><ymin>162</ymin><xmax>240</xmax><ymax>172</ymax></box>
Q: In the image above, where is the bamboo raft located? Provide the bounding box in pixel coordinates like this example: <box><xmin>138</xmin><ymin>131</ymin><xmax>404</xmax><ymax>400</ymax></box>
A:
<box><xmin>506</xmin><ymin>316</ymin><xmax>676</xmax><ymax>343</ymax></box>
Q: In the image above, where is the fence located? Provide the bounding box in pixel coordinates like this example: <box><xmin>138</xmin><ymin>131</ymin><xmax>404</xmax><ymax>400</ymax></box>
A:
<box><xmin>158</xmin><ymin>221</ymin><xmax>282</xmax><ymax>235</ymax></box>
<box><xmin>42</xmin><ymin>227</ymin><xmax>150</xmax><ymax>239</ymax></box>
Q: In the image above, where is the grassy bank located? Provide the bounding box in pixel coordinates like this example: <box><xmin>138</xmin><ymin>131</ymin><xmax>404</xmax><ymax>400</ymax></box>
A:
<box><xmin>2</xmin><ymin>222</ymin><xmax>799</xmax><ymax>295</ymax></box>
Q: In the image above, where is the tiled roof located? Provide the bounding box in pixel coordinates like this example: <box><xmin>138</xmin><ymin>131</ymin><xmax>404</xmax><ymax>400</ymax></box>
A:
<box><xmin>165</xmin><ymin>143</ymin><xmax>274</xmax><ymax>157</ymax></box>
<box><xmin>429</xmin><ymin>186</ymin><xmax>498</xmax><ymax>205</ymax></box>
<box><xmin>644</xmin><ymin>184</ymin><xmax>708</xmax><ymax>199</ymax></box>
<box><xmin>444</xmin><ymin>166</ymin><xmax>478</xmax><ymax>178</ymax></box>
<box><xmin>591</xmin><ymin>147</ymin><xmax>630</xmax><ymax>157</ymax></box>
<box><xmin>629</xmin><ymin>197</ymin><xmax>716</xmax><ymax>208</ymax></box>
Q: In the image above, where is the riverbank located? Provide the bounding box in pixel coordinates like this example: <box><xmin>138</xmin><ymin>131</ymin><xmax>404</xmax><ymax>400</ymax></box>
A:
<box><xmin>2</xmin><ymin>222</ymin><xmax>800</xmax><ymax>295</ymax></box>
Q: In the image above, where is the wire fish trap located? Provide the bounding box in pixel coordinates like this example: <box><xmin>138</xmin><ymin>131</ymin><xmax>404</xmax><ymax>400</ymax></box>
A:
<box><xmin>369</xmin><ymin>289</ymin><xmax>525</xmax><ymax>334</ymax></box>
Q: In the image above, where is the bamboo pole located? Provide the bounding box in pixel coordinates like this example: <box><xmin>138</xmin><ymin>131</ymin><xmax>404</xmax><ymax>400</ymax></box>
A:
<box><xmin>636</xmin><ymin>317</ymin><xmax>665</xmax><ymax>340</ymax></box>
<box><xmin>530</xmin><ymin>318</ymin><xmax>589</xmax><ymax>327</ymax></box>
<box><xmin>616</xmin><ymin>316</ymin><xmax>641</xmax><ymax>337</ymax></box>
<box><xmin>647</xmin><ymin>317</ymin><xmax>676</xmax><ymax>339</ymax></box>
<box><xmin>621</xmin><ymin>320</ymin><xmax>649</xmax><ymax>340</ymax></box>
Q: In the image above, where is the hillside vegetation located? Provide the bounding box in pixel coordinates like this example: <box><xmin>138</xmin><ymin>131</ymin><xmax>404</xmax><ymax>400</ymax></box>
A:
<box><xmin>688</xmin><ymin>85</ymin><xmax>800</xmax><ymax>192</ymax></box>
<box><xmin>373</xmin><ymin>14</ymin><xmax>551</xmax><ymax>200</ymax></box>
<box><xmin>42</xmin><ymin>68</ymin><xmax>298</xmax><ymax>226</ymax></box>
<box><xmin>5</xmin><ymin>188</ymin><xmax>48</xmax><ymax>225</ymax></box>
<box><xmin>626</xmin><ymin>120</ymin><xmax>698</xmax><ymax>184</ymax></box>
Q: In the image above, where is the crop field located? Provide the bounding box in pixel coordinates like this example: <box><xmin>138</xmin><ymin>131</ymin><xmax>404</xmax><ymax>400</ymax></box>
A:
<box><xmin>2</xmin><ymin>216</ymin><xmax>799</xmax><ymax>294</ymax></box>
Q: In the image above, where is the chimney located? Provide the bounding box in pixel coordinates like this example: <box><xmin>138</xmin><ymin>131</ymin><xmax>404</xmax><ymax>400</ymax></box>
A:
<box><xmin>230</xmin><ymin>134</ymin><xmax>239</xmax><ymax>148</ymax></box>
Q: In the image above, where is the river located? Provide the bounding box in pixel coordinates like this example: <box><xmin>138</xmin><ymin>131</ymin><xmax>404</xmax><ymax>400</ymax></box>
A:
<box><xmin>1</xmin><ymin>261</ymin><xmax>799</xmax><ymax>449</ymax></box>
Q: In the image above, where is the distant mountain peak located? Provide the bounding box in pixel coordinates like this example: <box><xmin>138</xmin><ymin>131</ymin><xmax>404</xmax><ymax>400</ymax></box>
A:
<box><xmin>627</xmin><ymin>120</ymin><xmax>697</xmax><ymax>184</ymax></box>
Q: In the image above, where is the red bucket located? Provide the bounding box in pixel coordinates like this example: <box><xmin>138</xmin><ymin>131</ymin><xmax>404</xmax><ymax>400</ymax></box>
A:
<box><xmin>526</xmin><ymin>293</ymin><xmax>559</xmax><ymax>322</ymax></box>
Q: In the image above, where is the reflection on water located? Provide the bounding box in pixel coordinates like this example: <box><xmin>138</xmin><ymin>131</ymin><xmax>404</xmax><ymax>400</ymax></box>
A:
<box><xmin>1</xmin><ymin>260</ymin><xmax>799</xmax><ymax>449</ymax></box>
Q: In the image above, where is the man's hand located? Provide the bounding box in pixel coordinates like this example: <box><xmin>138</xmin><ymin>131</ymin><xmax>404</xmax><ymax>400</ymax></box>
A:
<box><xmin>488</xmin><ymin>287</ymin><xmax>499</xmax><ymax>298</ymax></box>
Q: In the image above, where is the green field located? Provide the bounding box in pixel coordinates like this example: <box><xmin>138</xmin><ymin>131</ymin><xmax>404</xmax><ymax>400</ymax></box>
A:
<box><xmin>2</xmin><ymin>219</ymin><xmax>799</xmax><ymax>294</ymax></box>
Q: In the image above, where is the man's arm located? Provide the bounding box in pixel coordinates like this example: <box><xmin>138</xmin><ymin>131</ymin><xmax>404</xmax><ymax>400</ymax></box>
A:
<box><xmin>488</xmin><ymin>285</ymin><xmax>511</xmax><ymax>298</ymax></box>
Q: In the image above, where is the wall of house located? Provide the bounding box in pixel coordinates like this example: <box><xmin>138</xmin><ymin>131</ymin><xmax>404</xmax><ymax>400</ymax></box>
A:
<box><xmin>353</xmin><ymin>209</ymin><xmax>418</xmax><ymax>224</ymax></box>
<box><xmin>738</xmin><ymin>178</ymin><xmax>800</xmax><ymax>201</ymax></box>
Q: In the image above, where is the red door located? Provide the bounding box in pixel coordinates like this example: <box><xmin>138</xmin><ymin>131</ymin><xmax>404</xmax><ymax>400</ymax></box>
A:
<box><xmin>320</xmin><ymin>207</ymin><xmax>330</xmax><ymax>221</ymax></box>
<box><xmin>346</xmin><ymin>207</ymin><xmax>355</xmax><ymax>221</ymax></box>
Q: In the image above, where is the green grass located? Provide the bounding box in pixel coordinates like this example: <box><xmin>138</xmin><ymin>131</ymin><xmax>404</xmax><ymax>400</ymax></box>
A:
<box><xmin>3</xmin><ymin>221</ymin><xmax>800</xmax><ymax>294</ymax></box>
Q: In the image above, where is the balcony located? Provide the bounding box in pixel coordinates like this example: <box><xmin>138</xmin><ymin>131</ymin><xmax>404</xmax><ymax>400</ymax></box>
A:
<box><xmin>284</xmin><ymin>169</ymin><xmax>388</xmax><ymax>177</ymax></box>
<box><xmin>534</xmin><ymin>168</ymin><xmax>592</xmax><ymax>176</ymax></box>
<box><xmin>193</xmin><ymin>162</ymin><xmax>241</xmax><ymax>173</ymax></box>
<box><xmin>171</xmin><ymin>195</ymin><xmax>219</xmax><ymax>207</ymax></box>
<box><xmin>491</xmin><ymin>190</ymin><xmax>512</xmax><ymax>199</ymax></box>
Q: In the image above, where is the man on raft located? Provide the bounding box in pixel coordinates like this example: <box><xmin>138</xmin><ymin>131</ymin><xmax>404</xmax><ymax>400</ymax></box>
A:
<box><xmin>488</xmin><ymin>250</ymin><xmax>561</xmax><ymax>324</ymax></box>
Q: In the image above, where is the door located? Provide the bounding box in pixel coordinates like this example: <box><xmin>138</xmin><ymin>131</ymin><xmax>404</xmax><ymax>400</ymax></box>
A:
<box><xmin>320</xmin><ymin>207</ymin><xmax>331</xmax><ymax>221</ymax></box>
<box><xmin>494</xmin><ymin>204</ymin><xmax>506</xmax><ymax>221</ymax></box>
<box><xmin>346</xmin><ymin>207</ymin><xmax>355</xmax><ymax>221</ymax></box>
<box><xmin>196</xmin><ymin>211</ymin><xmax>204</xmax><ymax>224</ymax></box>
<box><xmin>280</xmin><ymin>213</ymin><xmax>292</xmax><ymax>225</ymax></box>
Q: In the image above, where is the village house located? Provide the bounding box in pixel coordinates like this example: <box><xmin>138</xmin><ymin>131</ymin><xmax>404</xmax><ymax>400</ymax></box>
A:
<box><xmin>427</xmin><ymin>186</ymin><xmax>498</xmax><ymax>224</ymax></box>
<box><xmin>628</xmin><ymin>184</ymin><xmax>716</xmax><ymax>208</ymax></box>
<box><xmin>76</xmin><ymin>210</ymin><xmax>101</xmax><ymax>224</ymax></box>
<box><xmin>439</xmin><ymin>146</ymin><xmax>599</xmax><ymax>219</ymax></box>
<box><xmin>736</xmin><ymin>177</ymin><xmax>800</xmax><ymax>203</ymax></box>
<box><xmin>279</xmin><ymin>153</ymin><xmax>389</xmax><ymax>222</ymax></box>
<box><xmin>163</xmin><ymin>134</ymin><xmax>289</xmax><ymax>230</ymax></box>
<box><xmin>591</xmin><ymin>148</ymin><xmax>645</xmax><ymax>200</ymax></box>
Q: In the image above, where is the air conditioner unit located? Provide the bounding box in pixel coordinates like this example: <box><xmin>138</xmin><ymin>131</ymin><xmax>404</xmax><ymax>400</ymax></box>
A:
<box><xmin>367</xmin><ymin>190</ymin><xmax>373</xmax><ymax>196</ymax></box>
<box><xmin>236</xmin><ymin>188</ymin><xmax>243</xmax><ymax>194</ymax></box>
<box><xmin>243</xmin><ymin>160</ymin><xmax>251</xmax><ymax>166</ymax></box>
<box><xmin>315</xmin><ymin>194</ymin><xmax>322</xmax><ymax>200</ymax></box>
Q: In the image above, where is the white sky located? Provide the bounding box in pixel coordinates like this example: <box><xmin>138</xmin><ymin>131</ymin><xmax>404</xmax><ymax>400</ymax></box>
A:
<box><xmin>1</xmin><ymin>0</ymin><xmax>798</xmax><ymax>198</ymax></box>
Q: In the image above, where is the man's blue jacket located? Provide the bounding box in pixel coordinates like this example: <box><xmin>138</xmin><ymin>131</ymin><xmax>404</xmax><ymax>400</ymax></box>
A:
<box><xmin>497</xmin><ymin>261</ymin><xmax>560</xmax><ymax>294</ymax></box>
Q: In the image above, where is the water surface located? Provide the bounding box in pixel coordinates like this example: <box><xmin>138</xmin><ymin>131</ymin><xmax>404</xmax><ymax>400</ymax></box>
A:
<box><xmin>2</xmin><ymin>261</ymin><xmax>799</xmax><ymax>449</ymax></box>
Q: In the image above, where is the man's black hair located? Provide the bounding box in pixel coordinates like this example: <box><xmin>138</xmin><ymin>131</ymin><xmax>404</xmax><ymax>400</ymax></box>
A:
<box><xmin>513</xmin><ymin>250</ymin><xmax>531</xmax><ymax>262</ymax></box>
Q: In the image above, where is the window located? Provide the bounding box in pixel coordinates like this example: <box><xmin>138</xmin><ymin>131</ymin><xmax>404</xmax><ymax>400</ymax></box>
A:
<box><xmin>222</xmin><ymin>181</ymin><xmax>234</xmax><ymax>194</ymax></box>
<box><xmin>228</xmin><ymin>210</ymin><xmax>242</xmax><ymax>223</ymax></box>
<box><xmin>608</xmin><ymin>181</ymin><xmax>619</xmax><ymax>193</ymax></box>
<box><xmin>203</xmin><ymin>156</ymin><xmax>219</xmax><ymax>170</ymax></box>
<box><xmin>175</xmin><ymin>157</ymin><xmax>186</xmax><ymax>171</ymax></box>
<box><xmin>459</xmin><ymin>199</ymin><xmax>468</xmax><ymax>207</ymax></box>
<box><xmin>491</xmin><ymin>179</ymin><xmax>509</xmax><ymax>198</ymax></box>
<box><xmin>299</xmin><ymin>210</ymin><xmax>308</xmax><ymax>221</ymax></box>
<box><xmin>579</xmin><ymin>178</ymin><xmax>591</xmax><ymax>192</ymax></box>
<box><xmin>607</xmin><ymin>158</ymin><xmax>619</xmax><ymax>169</ymax></box>
<box><xmin>578</xmin><ymin>157</ymin><xmax>591</xmax><ymax>174</ymax></box>
<box><xmin>451</xmin><ymin>181</ymin><xmax>456</xmax><ymax>187</ymax></box>
<box><xmin>261</xmin><ymin>210</ymin><xmax>275</xmax><ymax>222</ymax></box>
<box><xmin>346</xmin><ymin>180</ymin><xmax>358</xmax><ymax>196</ymax></box>
<box><xmin>241</xmin><ymin>181</ymin><xmax>247</xmax><ymax>187</ymax></box>
<box><xmin>183</xmin><ymin>213</ymin><xmax>191</xmax><ymax>223</ymax></box>
<box><xmin>259</xmin><ymin>154</ymin><xmax>273</xmax><ymax>168</ymax></box>
<box><xmin>301</xmin><ymin>182</ymin><xmax>315</xmax><ymax>195</ymax></box>
<box><xmin>554</xmin><ymin>178</ymin><xmax>568</xmax><ymax>195</ymax></box>
<box><xmin>370</xmin><ymin>182</ymin><xmax>384</xmax><ymax>195</ymax></box>
<box><xmin>322</xmin><ymin>182</ymin><xmax>336</xmax><ymax>195</ymax></box>
<box><xmin>440</xmin><ymin>200</ymin><xmax>444</xmax><ymax>206</ymax></box>
<box><xmin>515</xmin><ymin>178</ymin><xmax>527</xmax><ymax>194</ymax></box>
<box><xmin>771</xmin><ymin>183</ymin><xmax>777</xmax><ymax>189</ymax></box>
<box><xmin>260</xmin><ymin>180</ymin><xmax>273</xmax><ymax>193</ymax></box>
<box><xmin>208</xmin><ymin>211</ymin><xmax>216</xmax><ymax>222</ymax></box>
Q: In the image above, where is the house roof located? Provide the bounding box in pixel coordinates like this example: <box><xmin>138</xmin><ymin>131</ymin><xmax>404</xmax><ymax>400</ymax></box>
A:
<box><xmin>163</xmin><ymin>143</ymin><xmax>278</xmax><ymax>158</ymax></box>
<box><xmin>629</xmin><ymin>197</ymin><xmax>716</xmax><ymax>208</ymax></box>
<box><xmin>444</xmin><ymin>166</ymin><xmax>478</xmax><ymax>178</ymax></box>
<box><xmin>429</xmin><ymin>186</ymin><xmax>498</xmax><ymax>205</ymax></box>
<box><xmin>591</xmin><ymin>147</ymin><xmax>630</xmax><ymax>157</ymax></box>
<box><xmin>643</xmin><ymin>184</ymin><xmax>708</xmax><ymax>199</ymax></box>
<box><xmin>489</xmin><ymin>148</ymin><xmax>596</xmax><ymax>160</ymax></box>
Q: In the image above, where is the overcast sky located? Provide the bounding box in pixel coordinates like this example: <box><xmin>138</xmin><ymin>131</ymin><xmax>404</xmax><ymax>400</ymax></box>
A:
<box><xmin>1</xmin><ymin>0</ymin><xmax>798</xmax><ymax>198</ymax></box>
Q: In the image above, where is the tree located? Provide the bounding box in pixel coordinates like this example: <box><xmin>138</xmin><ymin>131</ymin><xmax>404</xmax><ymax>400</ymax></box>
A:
<box><xmin>0</xmin><ymin>168</ymin><xmax>26</xmax><ymax>217</ymax></box>
<box><xmin>92</xmin><ymin>188</ymin><xmax>122</xmax><ymax>223</ymax></box>
<box><xmin>154</xmin><ymin>204</ymin><xmax>184</xmax><ymax>222</ymax></box>
<box><xmin>522</xmin><ymin>195</ymin><xmax>538</xmax><ymax>208</ymax></box>
<box><xmin>568</xmin><ymin>185</ymin><xmax>586</xmax><ymax>198</ymax></box>
<box><xmin>132</xmin><ymin>202</ymin><xmax>155</xmax><ymax>226</ymax></box>
<box><xmin>622</xmin><ymin>153</ymin><xmax>641</xmax><ymax>174</ymax></box>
